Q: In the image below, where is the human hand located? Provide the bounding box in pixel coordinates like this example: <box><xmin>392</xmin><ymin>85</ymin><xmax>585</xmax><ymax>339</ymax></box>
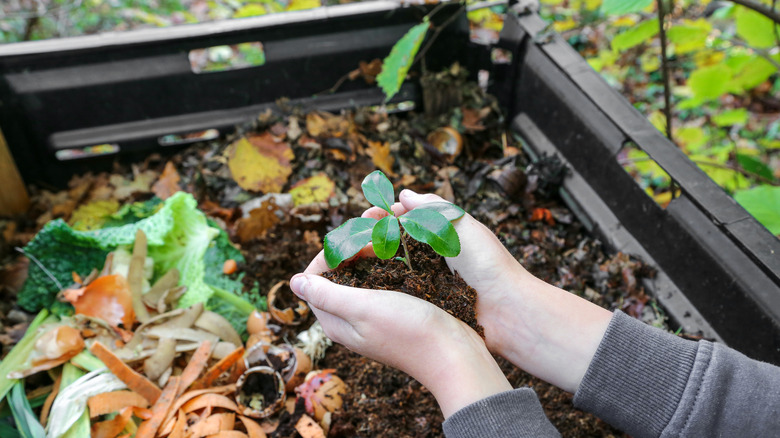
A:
<box><xmin>360</xmin><ymin>190</ymin><xmax>613</xmax><ymax>393</ymax></box>
<box><xmin>288</xmin><ymin>272</ymin><xmax>512</xmax><ymax>418</ymax></box>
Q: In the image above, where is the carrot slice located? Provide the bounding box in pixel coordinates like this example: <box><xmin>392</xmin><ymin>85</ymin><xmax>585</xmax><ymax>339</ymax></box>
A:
<box><xmin>132</xmin><ymin>406</ymin><xmax>153</xmax><ymax>420</ymax></box>
<box><xmin>169</xmin><ymin>410</ymin><xmax>187</xmax><ymax>438</ymax></box>
<box><xmin>204</xmin><ymin>432</ymin><xmax>248</xmax><ymax>438</ymax></box>
<box><xmin>88</xmin><ymin>390</ymin><xmax>150</xmax><ymax>418</ymax></box>
<box><xmin>135</xmin><ymin>376</ymin><xmax>180</xmax><ymax>438</ymax></box>
<box><xmin>182</xmin><ymin>394</ymin><xmax>238</xmax><ymax>413</ymax></box>
<box><xmin>91</xmin><ymin>406</ymin><xmax>134</xmax><ymax>438</ymax></box>
<box><xmin>238</xmin><ymin>416</ymin><xmax>268</xmax><ymax>438</ymax></box>
<box><xmin>191</xmin><ymin>346</ymin><xmax>244</xmax><ymax>390</ymax></box>
<box><xmin>40</xmin><ymin>372</ymin><xmax>62</xmax><ymax>427</ymax></box>
<box><xmin>177</xmin><ymin>340</ymin><xmax>213</xmax><ymax>396</ymax></box>
<box><xmin>160</xmin><ymin>385</ymin><xmax>236</xmax><ymax>431</ymax></box>
<box><xmin>89</xmin><ymin>342</ymin><xmax>162</xmax><ymax>404</ymax></box>
<box><xmin>189</xmin><ymin>413</ymin><xmax>235</xmax><ymax>437</ymax></box>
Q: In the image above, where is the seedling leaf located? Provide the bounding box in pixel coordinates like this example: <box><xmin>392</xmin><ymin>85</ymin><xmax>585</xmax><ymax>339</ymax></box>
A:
<box><xmin>376</xmin><ymin>21</ymin><xmax>430</xmax><ymax>101</ymax></box>
<box><xmin>372</xmin><ymin>216</ymin><xmax>401</xmax><ymax>259</ymax></box>
<box><xmin>324</xmin><ymin>217</ymin><xmax>378</xmax><ymax>268</ymax></box>
<box><xmin>417</xmin><ymin>202</ymin><xmax>465</xmax><ymax>221</ymax></box>
<box><xmin>399</xmin><ymin>209</ymin><xmax>460</xmax><ymax>257</ymax></box>
<box><xmin>362</xmin><ymin>170</ymin><xmax>395</xmax><ymax>214</ymax></box>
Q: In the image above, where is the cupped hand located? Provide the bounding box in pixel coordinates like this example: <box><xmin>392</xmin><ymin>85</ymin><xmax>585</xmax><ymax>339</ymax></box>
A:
<box><xmin>360</xmin><ymin>189</ymin><xmax>538</xmax><ymax>355</ymax></box>
<box><xmin>289</xmin><ymin>272</ymin><xmax>511</xmax><ymax>418</ymax></box>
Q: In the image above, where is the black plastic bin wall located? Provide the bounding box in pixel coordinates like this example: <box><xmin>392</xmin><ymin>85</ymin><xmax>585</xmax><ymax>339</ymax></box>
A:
<box><xmin>1</xmin><ymin>2</ymin><xmax>778</xmax><ymax>364</ymax></box>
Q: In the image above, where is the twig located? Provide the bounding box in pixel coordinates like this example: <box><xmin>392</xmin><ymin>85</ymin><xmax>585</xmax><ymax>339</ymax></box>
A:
<box><xmin>412</xmin><ymin>5</ymin><xmax>466</xmax><ymax>67</ymax></box>
<box><xmin>15</xmin><ymin>247</ymin><xmax>64</xmax><ymax>290</ymax></box>
<box><xmin>727</xmin><ymin>0</ymin><xmax>780</xmax><ymax>25</ymax></box>
<box><xmin>656</xmin><ymin>0</ymin><xmax>674</xmax><ymax>142</ymax></box>
<box><xmin>774</xmin><ymin>0</ymin><xmax>780</xmax><ymax>47</ymax></box>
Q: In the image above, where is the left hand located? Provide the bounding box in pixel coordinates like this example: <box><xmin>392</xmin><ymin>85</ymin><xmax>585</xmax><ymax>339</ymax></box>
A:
<box><xmin>290</xmin><ymin>268</ymin><xmax>512</xmax><ymax>418</ymax></box>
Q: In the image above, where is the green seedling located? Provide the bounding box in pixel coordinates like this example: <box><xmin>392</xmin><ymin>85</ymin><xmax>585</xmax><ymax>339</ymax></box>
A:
<box><xmin>324</xmin><ymin>170</ymin><xmax>465</xmax><ymax>270</ymax></box>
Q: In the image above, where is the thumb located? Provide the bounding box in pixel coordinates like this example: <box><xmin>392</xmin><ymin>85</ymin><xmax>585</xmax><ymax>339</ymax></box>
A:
<box><xmin>398</xmin><ymin>189</ymin><xmax>448</xmax><ymax>210</ymax></box>
<box><xmin>289</xmin><ymin>273</ymin><xmax>368</xmax><ymax>320</ymax></box>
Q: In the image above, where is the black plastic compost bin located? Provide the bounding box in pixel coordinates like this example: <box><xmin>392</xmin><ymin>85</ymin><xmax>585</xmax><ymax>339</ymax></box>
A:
<box><xmin>1</xmin><ymin>1</ymin><xmax>779</xmax><ymax>364</ymax></box>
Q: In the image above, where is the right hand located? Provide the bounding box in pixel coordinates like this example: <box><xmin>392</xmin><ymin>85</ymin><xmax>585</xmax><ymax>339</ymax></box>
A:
<box><xmin>361</xmin><ymin>189</ymin><xmax>534</xmax><ymax>354</ymax></box>
<box><xmin>363</xmin><ymin>190</ymin><xmax>613</xmax><ymax>393</ymax></box>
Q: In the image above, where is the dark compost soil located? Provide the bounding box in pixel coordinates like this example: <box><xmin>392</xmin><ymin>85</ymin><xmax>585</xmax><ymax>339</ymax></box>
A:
<box><xmin>0</xmin><ymin>69</ymin><xmax>668</xmax><ymax>438</ymax></box>
<box><xmin>323</xmin><ymin>239</ymin><xmax>483</xmax><ymax>337</ymax></box>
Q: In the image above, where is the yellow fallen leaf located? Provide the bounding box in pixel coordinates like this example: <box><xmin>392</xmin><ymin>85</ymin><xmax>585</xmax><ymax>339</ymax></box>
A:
<box><xmin>287</xmin><ymin>0</ymin><xmax>320</xmax><ymax>11</ymax></box>
<box><xmin>289</xmin><ymin>174</ymin><xmax>336</xmax><ymax>207</ymax></box>
<box><xmin>228</xmin><ymin>133</ymin><xmax>294</xmax><ymax>193</ymax></box>
<box><xmin>365</xmin><ymin>141</ymin><xmax>396</xmax><ymax>177</ymax></box>
<box><xmin>69</xmin><ymin>199</ymin><xmax>121</xmax><ymax>231</ymax></box>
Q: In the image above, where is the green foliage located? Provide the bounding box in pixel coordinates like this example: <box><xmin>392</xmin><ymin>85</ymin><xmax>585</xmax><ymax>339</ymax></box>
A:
<box><xmin>361</xmin><ymin>170</ymin><xmax>395</xmax><ymax>214</ymax></box>
<box><xmin>735</xmin><ymin>6</ymin><xmax>776</xmax><ymax>49</ymax></box>
<box><xmin>371</xmin><ymin>216</ymin><xmax>401</xmax><ymax>260</ymax></box>
<box><xmin>398</xmin><ymin>209</ymin><xmax>461</xmax><ymax>257</ymax></box>
<box><xmin>688</xmin><ymin>64</ymin><xmax>732</xmax><ymax>102</ymax></box>
<box><xmin>712</xmin><ymin>108</ymin><xmax>748</xmax><ymax>127</ymax></box>
<box><xmin>8</xmin><ymin>382</ymin><xmax>45</xmax><ymax>438</ymax></box>
<box><xmin>377</xmin><ymin>21</ymin><xmax>430</xmax><ymax>101</ymax></box>
<box><xmin>601</xmin><ymin>0</ymin><xmax>653</xmax><ymax>15</ymax></box>
<box><xmin>667</xmin><ymin>19</ymin><xmax>711</xmax><ymax>54</ymax></box>
<box><xmin>611</xmin><ymin>18</ymin><xmax>659</xmax><ymax>52</ymax></box>
<box><xmin>734</xmin><ymin>185</ymin><xmax>780</xmax><ymax>235</ymax></box>
<box><xmin>324</xmin><ymin>171</ymin><xmax>464</xmax><ymax>269</ymax></box>
<box><xmin>324</xmin><ymin>217</ymin><xmax>378</xmax><ymax>269</ymax></box>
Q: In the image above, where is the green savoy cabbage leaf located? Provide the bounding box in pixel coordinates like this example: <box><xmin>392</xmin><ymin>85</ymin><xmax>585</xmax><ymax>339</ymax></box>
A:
<box><xmin>17</xmin><ymin>193</ymin><xmax>256</xmax><ymax>330</ymax></box>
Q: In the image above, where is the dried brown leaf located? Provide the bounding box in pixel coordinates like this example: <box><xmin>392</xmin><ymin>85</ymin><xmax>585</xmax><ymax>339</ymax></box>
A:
<box><xmin>152</xmin><ymin>162</ymin><xmax>181</xmax><ymax>200</ymax></box>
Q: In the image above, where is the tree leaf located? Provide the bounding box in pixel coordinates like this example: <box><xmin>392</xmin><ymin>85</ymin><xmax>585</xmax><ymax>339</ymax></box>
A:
<box><xmin>371</xmin><ymin>216</ymin><xmax>400</xmax><ymax>260</ymax></box>
<box><xmin>736</xmin><ymin>154</ymin><xmax>774</xmax><ymax>181</ymax></box>
<box><xmin>601</xmin><ymin>0</ymin><xmax>653</xmax><ymax>15</ymax></box>
<box><xmin>399</xmin><ymin>209</ymin><xmax>460</xmax><ymax>257</ymax></box>
<box><xmin>735</xmin><ymin>6</ymin><xmax>776</xmax><ymax>49</ymax></box>
<box><xmin>734</xmin><ymin>185</ymin><xmax>780</xmax><ymax>235</ymax></box>
<box><xmin>611</xmin><ymin>18</ymin><xmax>659</xmax><ymax>52</ymax></box>
<box><xmin>376</xmin><ymin>21</ymin><xmax>430</xmax><ymax>101</ymax></box>
<box><xmin>416</xmin><ymin>202</ymin><xmax>465</xmax><ymax>221</ymax></box>
<box><xmin>324</xmin><ymin>217</ymin><xmax>378</xmax><ymax>268</ymax></box>
<box><xmin>362</xmin><ymin>170</ymin><xmax>395</xmax><ymax>213</ymax></box>
<box><xmin>689</xmin><ymin>65</ymin><xmax>732</xmax><ymax>102</ymax></box>
<box><xmin>731</xmin><ymin>55</ymin><xmax>779</xmax><ymax>91</ymax></box>
<box><xmin>667</xmin><ymin>19</ymin><xmax>711</xmax><ymax>54</ymax></box>
<box><xmin>712</xmin><ymin>108</ymin><xmax>748</xmax><ymax>127</ymax></box>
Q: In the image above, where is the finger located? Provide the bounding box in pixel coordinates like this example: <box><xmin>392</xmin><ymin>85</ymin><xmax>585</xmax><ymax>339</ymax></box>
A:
<box><xmin>304</xmin><ymin>250</ymin><xmax>330</xmax><ymax>275</ymax></box>
<box><xmin>305</xmin><ymin>305</ymin><xmax>356</xmax><ymax>346</ymax></box>
<box><xmin>398</xmin><ymin>189</ymin><xmax>448</xmax><ymax>210</ymax></box>
<box><xmin>361</xmin><ymin>202</ymin><xmax>407</xmax><ymax>219</ymax></box>
<box><xmin>290</xmin><ymin>273</ymin><xmax>379</xmax><ymax>321</ymax></box>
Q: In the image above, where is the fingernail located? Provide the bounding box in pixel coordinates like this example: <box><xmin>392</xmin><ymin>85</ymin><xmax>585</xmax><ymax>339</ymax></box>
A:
<box><xmin>290</xmin><ymin>274</ymin><xmax>309</xmax><ymax>299</ymax></box>
<box><xmin>401</xmin><ymin>189</ymin><xmax>418</xmax><ymax>197</ymax></box>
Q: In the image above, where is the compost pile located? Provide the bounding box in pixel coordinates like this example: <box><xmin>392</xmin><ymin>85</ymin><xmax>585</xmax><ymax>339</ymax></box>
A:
<box><xmin>0</xmin><ymin>66</ymin><xmax>666</xmax><ymax>438</ymax></box>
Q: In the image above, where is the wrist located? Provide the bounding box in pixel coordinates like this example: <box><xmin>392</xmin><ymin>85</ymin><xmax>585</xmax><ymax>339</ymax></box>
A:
<box><xmin>417</xmin><ymin>320</ymin><xmax>512</xmax><ymax>418</ymax></box>
<box><xmin>489</xmin><ymin>275</ymin><xmax>612</xmax><ymax>393</ymax></box>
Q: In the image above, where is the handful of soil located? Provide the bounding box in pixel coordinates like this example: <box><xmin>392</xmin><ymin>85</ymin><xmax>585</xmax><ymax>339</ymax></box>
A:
<box><xmin>322</xmin><ymin>239</ymin><xmax>484</xmax><ymax>337</ymax></box>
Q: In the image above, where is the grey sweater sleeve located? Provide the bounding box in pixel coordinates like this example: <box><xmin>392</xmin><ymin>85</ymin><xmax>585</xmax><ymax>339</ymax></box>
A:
<box><xmin>443</xmin><ymin>310</ymin><xmax>780</xmax><ymax>437</ymax></box>
<box><xmin>573</xmin><ymin>310</ymin><xmax>780</xmax><ymax>438</ymax></box>
<box><xmin>442</xmin><ymin>388</ymin><xmax>561</xmax><ymax>437</ymax></box>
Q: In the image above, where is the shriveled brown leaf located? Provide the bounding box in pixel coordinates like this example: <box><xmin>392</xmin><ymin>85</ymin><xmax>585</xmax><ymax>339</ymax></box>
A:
<box><xmin>461</xmin><ymin>106</ymin><xmax>491</xmax><ymax>132</ymax></box>
<box><xmin>235</xmin><ymin>201</ymin><xmax>280</xmax><ymax>243</ymax></box>
<box><xmin>365</xmin><ymin>141</ymin><xmax>396</xmax><ymax>177</ymax></box>
<box><xmin>152</xmin><ymin>162</ymin><xmax>181</xmax><ymax>200</ymax></box>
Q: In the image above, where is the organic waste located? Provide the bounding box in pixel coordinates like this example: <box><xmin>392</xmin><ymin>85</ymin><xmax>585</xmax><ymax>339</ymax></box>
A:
<box><xmin>0</xmin><ymin>65</ymin><xmax>670</xmax><ymax>437</ymax></box>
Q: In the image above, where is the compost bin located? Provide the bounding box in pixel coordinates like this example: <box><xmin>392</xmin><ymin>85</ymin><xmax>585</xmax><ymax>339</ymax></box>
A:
<box><xmin>0</xmin><ymin>0</ymin><xmax>777</xmax><ymax>384</ymax></box>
